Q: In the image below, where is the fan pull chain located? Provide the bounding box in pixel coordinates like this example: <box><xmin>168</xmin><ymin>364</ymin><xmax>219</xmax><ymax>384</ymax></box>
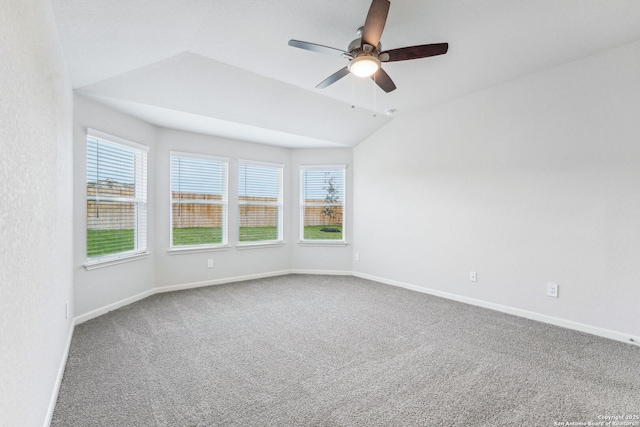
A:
<box><xmin>351</xmin><ymin>74</ymin><xmax>355</xmax><ymax>109</ymax></box>
<box><xmin>373</xmin><ymin>74</ymin><xmax>377</xmax><ymax>117</ymax></box>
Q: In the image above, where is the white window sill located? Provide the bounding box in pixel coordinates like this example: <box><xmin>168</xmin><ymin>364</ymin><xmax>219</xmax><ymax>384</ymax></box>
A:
<box><xmin>236</xmin><ymin>241</ymin><xmax>286</xmax><ymax>250</ymax></box>
<box><xmin>84</xmin><ymin>252</ymin><xmax>151</xmax><ymax>270</ymax></box>
<box><xmin>298</xmin><ymin>241</ymin><xmax>349</xmax><ymax>247</ymax></box>
<box><xmin>167</xmin><ymin>245</ymin><xmax>230</xmax><ymax>255</ymax></box>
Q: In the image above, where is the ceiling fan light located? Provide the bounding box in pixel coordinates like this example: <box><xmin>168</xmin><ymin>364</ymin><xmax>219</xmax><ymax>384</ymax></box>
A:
<box><xmin>348</xmin><ymin>55</ymin><xmax>380</xmax><ymax>77</ymax></box>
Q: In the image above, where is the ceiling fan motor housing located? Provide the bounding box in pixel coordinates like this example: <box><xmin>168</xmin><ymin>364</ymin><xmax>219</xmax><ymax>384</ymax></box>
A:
<box><xmin>348</xmin><ymin>38</ymin><xmax>381</xmax><ymax>58</ymax></box>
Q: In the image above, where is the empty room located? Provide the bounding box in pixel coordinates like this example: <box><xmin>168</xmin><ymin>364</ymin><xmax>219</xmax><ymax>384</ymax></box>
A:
<box><xmin>2</xmin><ymin>0</ymin><xmax>640</xmax><ymax>426</ymax></box>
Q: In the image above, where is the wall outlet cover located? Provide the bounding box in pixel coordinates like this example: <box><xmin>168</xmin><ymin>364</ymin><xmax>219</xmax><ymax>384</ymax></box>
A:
<box><xmin>547</xmin><ymin>283</ymin><xmax>559</xmax><ymax>298</ymax></box>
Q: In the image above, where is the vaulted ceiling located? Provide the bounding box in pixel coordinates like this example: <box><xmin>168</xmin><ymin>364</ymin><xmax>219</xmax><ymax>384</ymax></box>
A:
<box><xmin>51</xmin><ymin>0</ymin><xmax>640</xmax><ymax>148</ymax></box>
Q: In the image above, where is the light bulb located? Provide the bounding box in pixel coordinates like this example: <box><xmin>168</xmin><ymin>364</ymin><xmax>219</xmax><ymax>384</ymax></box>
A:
<box><xmin>348</xmin><ymin>55</ymin><xmax>381</xmax><ymax>78</ymax></box>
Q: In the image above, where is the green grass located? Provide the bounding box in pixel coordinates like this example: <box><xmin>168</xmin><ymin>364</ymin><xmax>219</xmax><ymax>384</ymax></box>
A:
<box><xmin>172</xmin><ymin>227</ymin><xmax>223</xmax><ymax>246</ymax></box>
<box><xmin>303</xmin><ymin>225</ymin><xmax>343</xmax><ymax>240</ymax></box>
<box><xmin>87</xmin><ymin>229</ymin><xmax>134</xmax><ymax>258</ymax></box>
<box><xmin>240</xmin><ymin>226</ymin><xmax>278</xmax><ymax>242</ymax></box>
<box><xmin>173</xmin><ymin>226</ymin><xmax>342</xmax><ymax>243</ymax></box>
<box><xmin>88</xmin><ymin>225</ymin><xmax>343</xmax><ymax>256</ymax></box>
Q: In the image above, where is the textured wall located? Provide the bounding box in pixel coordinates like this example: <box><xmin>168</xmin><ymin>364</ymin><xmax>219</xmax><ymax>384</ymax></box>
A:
<box><xmin>353</xmin><ymin>40</ymin><xmax>640</xmax><ymax>338</ymax></box>
<box><xmin>0</xmin><ymin>0</ymin><xmax>74</xmax><ymax>425</ymax></box>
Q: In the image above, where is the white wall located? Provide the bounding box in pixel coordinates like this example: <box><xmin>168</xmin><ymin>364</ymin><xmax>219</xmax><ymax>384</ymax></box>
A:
<box><xmin>0</xmin><ymin>0</ymin><xmax>74</xmax><ymax>425</ymax></box>
<box><xmin>290</xmin><ymin>148</ymin><xmax>354</xmax><ymax>273</ymax></box>
<box><xmin>73</xmin><ymin>95</ymin><xmax>156</xmax><ymax>316</ymax></box>
<box><xmin>154</xmin><ymin>128</ymin><xmax>292</xmax><ymax>287</ymax></box>
<box><xmin>353</xmin><ymin>41</ymin><xmax>640</xmax><ymax>338</ymax></box>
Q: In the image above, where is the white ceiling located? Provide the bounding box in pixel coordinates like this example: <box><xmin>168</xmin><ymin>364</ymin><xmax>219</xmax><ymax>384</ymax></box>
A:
<box><xmin>51</xmin><ymin>0</ymin><xmax>640</xmax><ymax>148</ymax></box>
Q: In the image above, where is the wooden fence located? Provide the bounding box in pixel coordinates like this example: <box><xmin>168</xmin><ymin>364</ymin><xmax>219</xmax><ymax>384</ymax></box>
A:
<box><xmin>239</xmin><ymin>201</ymin><xmax>278</xmax><ymax>228</ymax></box>
<box><xmin>172</xmin><ymin>192</ymin><xmax>224</xmax><ymax>228</ymax></box>
<box><xmin>87</xmin><ymin>182</ymin><xmax>343</xmax><ymax>229</ymax></box>
<box><xmin>303</xmin><ymin>200</ymin><xmax>343</xmax><ymax>227</ymax></box>
<box><xmin>87</xmin><ymin>181</ymin><xmax>135</xmax><ymax>230</ymax></box>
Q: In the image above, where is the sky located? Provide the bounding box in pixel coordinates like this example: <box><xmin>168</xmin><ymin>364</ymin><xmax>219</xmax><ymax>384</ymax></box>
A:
<box><xmin>87</xmin><ymin>137</ymin><xmax>136</xmax><ymax>185</ymax></box>
<box><xmin>302</xmin><ymin>169</ymin><xmax>344</xmax><ymax>201</ymax></box>
<box><xmin>170</xmin><ymin>156</ymin><xmax>224</xmax><ymax>195</ymax></box>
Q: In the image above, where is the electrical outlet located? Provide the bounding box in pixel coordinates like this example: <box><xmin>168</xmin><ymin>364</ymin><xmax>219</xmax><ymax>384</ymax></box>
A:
<box><xmin>65</xmin><ymin>301</ymin><xmax>69</xmax><ymax>319</ymax></box>
<box><xmin>547</xmin><ymin>283</ymin><xmax>558</xmax><ymax>298</ymax></box>
<box><xmin>470</xmin><ymin>272</ymin><xmax>477</xmax><ymax>282</ymax></box>
<box><xmin>355</xmin><ymin>253</ymin><xmax>360</xmax><ymax>261</ymax></box>
<box><xmin>207</xmin><ymin>259</ymin><xmax>214</xmax><ymax>269</ymax></box>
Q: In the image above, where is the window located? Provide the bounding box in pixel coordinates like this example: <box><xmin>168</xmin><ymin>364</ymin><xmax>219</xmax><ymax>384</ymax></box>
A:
<box><xmin>300</xmin><ymin>166</ymin><xmax>345</xmax><ymax>242</ymax></box>
<box><xmin>170</xmin><ymin>152</ymin><xmax>228</xmax><ymax>249</ymax></box>
<box><xmin>86</xmin><ymin>129</ymin><xmax>148</xmax><ymax>262</ymax></box>
<box><xmin>238</xmin><ymin>161</ymin><xmax>284</xmax><ymax>244</ymax></box>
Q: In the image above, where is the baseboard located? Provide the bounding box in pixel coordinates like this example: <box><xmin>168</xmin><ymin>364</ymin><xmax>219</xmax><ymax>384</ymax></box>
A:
<box><xmin>289</xmin><ymin>269</ymin><xmax>352</xmax><ymax>276</ymax></box>
<box><xmin>44</xmin><ymin>321</ymin><xmax>75</xmax><ymax>427</ymax></box>
<box><xmin>352</xmin><ymin>271</ymin><xmax>639</xmax><ymax>346</ymax></box>
<box><xmin>74</xmin><ymin>288</ymin><xmax>155</xmax><ymax>325</ymax></box>
<box><xmin>74</xmin><ymin>269</ymin><xmax>640</xmax><ymax>342</ymax></box>
<box><xmin>154</xmin><ymin>270</ymin><xmax>292</xmax><ymax>294</ymax></box>
<box><xmin>74</xmin><ymin>269</ymin><xmax>331</xmax><ymax>324</ymax></box>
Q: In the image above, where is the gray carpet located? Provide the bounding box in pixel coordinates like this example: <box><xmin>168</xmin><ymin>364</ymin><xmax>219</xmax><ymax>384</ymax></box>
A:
<box><xmin>52</xmin><ymin>275</ymin><xmax>640</xmax><ymax>426</ymax></box>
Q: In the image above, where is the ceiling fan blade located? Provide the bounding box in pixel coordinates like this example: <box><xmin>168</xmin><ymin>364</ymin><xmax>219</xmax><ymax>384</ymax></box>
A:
<box><xmin>316</xmin><ymin>67</ymin><xmax>350</xmax><ymax>89</ymax></box>
<box><xmin>362</xmin><ymin>0</ymin><xmax>390</xmax><ymax>48</ymax></box>
<box><xmin>288</xmin><ymin>40</ymin><xmax>346</xmax><ymax>57</ymax></box>
<box><xmin>371</xmin><ymin>68</ymin><xmax>396</xmax><ymax>93</ymax></box>
<box><xmin>380</xmin><ymin>43</ymin><xmax>449</xmax><ymax>62</ymax></box>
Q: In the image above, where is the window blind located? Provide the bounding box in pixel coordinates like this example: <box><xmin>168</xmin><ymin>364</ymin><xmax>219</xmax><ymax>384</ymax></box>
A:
<box><xmin>300</xmin><ymin>166</ymin><xmax>345</xmax><ymax>241</ymax></box>
<box><xmin>86</xmin><ymin>135</ymin><xmax>148</xmax><ymax>260</ymax></box>
<box><xmin>170</xmin><ymin>154</ymin><xmax>228</xmax><ymax>247</ymax></box>
<box><xmin>238</xmin><ymin>161</ymin><xmax>284</xmax><ymax>243</ymax></box>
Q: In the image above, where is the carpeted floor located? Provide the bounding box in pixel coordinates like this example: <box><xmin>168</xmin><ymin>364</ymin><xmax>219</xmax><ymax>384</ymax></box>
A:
<box><xmin>52</xmin><ymin>275</ymin><xmax>640</xmax><ymax>426</ymax></box>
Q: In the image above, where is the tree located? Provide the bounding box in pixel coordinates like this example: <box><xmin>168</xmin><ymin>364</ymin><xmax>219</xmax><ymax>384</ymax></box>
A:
<box><xmin>321</xmin><ymin>173</ymin><xmax>339</xmax><ymax>227</ymax></box>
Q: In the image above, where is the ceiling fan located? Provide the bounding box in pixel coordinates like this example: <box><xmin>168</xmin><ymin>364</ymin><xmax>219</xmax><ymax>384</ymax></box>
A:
<box><xmin>288</xmin><ymin>0</ymin><xmax>448</xmax><ymax>93</ymax></box>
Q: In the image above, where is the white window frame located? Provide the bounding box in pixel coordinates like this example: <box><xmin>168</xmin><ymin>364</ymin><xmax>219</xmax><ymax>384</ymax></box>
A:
<box><xmin>237</xmin><ymin>160</ymin><xmax>285</xmax><ymax>248</ymax></box>
<box><xmin>299</xmin><ymin>164</ymin><xmax>347</xmax><ymax>245</ymax></box>
<box><xmin>84</xmin><ymin>129</ymin><xmax>149</xmax><ymax>270</ymax></box>
<box><xmin>169</xmin><ymin>151</ymin><xmax>229</xmax><ymax>253</ymax></box>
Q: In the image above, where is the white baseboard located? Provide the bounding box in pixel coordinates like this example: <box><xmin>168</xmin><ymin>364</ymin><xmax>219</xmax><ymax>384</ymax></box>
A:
<box><xmin>75</xmin><ymin>269</ymin><xmax>354</xmax><ymax>325</ymax></box>
<box><xmin>44</xmin><ymin>321</ymin><xmax>75</xmax><ymax>427</ymax></box>
<box><xmin>289</xmin><ymin>269</ymin><xmax>352</xmax><ymax>276</ymax></box>
<box><xmin>353</xmin><ymin>271</ymin><xmax>639</xmax><ymax>346</ymax></box>
<box><xmin>74</xmin><ymin>288</ymin><xmax>155</xmax><ymax>325</ymax></box>
<box><xmin>76</xmin><ymin>270</ymin><xmax>354</xmax><ymax>324</ymax></box>
<box><xmin>74</xmin><ymin>269</ymin><xmax>639</xmax><ymax>346</ymax></box>
<box><xmin>154</xmin><ymin>270</ymin><xmax>292</xmax><ymax>294</ymax></box>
